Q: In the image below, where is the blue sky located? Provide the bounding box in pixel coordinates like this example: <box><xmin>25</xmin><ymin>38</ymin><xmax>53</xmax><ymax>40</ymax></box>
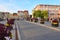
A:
<box><xmin>0</xmin><ymin>0</ymin><xmax>60</xmax><ymax>14</ymax></box>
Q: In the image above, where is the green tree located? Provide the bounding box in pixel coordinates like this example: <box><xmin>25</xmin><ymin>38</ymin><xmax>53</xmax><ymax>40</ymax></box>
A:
<box><xmin>41</xmin><ymin>10</ymin><xmax>48</xmax><ymax>19</ymax></box>
<box><xmin>33</xmin><ymin>12</ymin><xmax>36</xmax><ymax>18</ymax></box>
<box><xmin>32</xmin><ymin>10</ymin><xmax>41</xmax><ymax>18</ymax></box>
<box><xmin>32</xmin><ymin>10</ymin><xmax>48</xmax><ymax>19</ymax></box>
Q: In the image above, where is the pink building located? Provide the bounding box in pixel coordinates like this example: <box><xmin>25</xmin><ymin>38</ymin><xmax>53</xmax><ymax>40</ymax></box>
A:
<box><xmin>33</xmin><ymin>4</ymin><xmax>60</xmax><ymax>19</ymax></box>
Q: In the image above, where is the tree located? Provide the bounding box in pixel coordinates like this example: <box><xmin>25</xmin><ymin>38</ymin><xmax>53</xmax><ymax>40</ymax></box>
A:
<box><xmin>32</xmin><ymin>10</ymin><xmax>48</xmax><ymax>19</ymax></box>
<box><xmin>32</xmin><ymin>10</ymin><xmax>41</xmax><ymax>18</ymax></box>
<box><xmin>33</xmin><ymin>12</ymin><xmax>36</xmax><ymax>18</ymax></box>
<box><xmin>41</xmin><ymin>10</ymin><xmax>48</xmax><ymax>18</ymax></box>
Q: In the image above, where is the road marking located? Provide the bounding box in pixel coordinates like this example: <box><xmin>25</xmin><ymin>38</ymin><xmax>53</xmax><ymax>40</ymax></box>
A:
<box><xmin>25</xmin><ymin>21</ymin><xmax>60</xmax><ymax>32</ymax></box>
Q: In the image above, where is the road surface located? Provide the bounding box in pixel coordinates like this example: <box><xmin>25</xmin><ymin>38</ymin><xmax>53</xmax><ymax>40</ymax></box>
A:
<box><xmin>15</xmin><ymin>20</ymin><xmax>60</xmax><ymax>40</ymax></box>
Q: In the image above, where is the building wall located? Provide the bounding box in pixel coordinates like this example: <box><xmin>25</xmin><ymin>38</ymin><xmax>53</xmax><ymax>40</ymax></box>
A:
<box><xmin>17</xmin><ymin>11</ymin><xmax>25</xmax><ymax>19</ymax></box>
<box><xmin>17</xmin><ymin>10</ymin><xmax>29</xmax><ymax>19</ymax></box>
<box><xmin>0</xmin><ymin>12</ymin><xmax>10</xmax><ymax>19</ymax></box>
<box><xmin>4</xmin><ymin>12</ymin><xmax>10</xmax><ymax>19</ymax></box>
<box><xmin>34</xmin><ymin>4</ymin><xmax>60</xmax><ymax>19</ymax></box>
<box><xmin>0</xmin><ymin>12</ymin><xmax>3</xmax><ymax>18</ymax></box>
<box><xmin>24</xmin><ymin>10</ymin><xmax>29</xmax><ymax>19</ymax></box>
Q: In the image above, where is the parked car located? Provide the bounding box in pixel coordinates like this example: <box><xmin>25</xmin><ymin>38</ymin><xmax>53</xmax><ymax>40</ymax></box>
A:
<box><xmin>30</xmin><ymin>18</ymin><xmax>33</xmax><ymax>22</ymax></box>
<box><xmin>40</xmin><ymin>18</ymin><xmax>44</xmax><ymax>24</ymax></box>
<box><xmin>0</xmin><ymin>18</ymin><xmax>4</xmax><ymax>21</ymax></box>
<box><xmin>31</xmin><ymin>18</ymin><xmax>38</xmax><ymax>22</ymax></box>
<box><xmin>34</xmin><ymin>18</ymin><xmax>38</xmax><ymax>22</ymax></box>
<box><xmin>51</xmin><ymin>19</ymin><xmax>59</xmax><ymax>26</ymax></box>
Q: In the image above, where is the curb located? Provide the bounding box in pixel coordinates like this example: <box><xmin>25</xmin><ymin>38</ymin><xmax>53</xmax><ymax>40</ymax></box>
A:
<box><xmin>15</xmin><ymin>20</ymin><xmax>21</xmax><ymax>40</ymax></box>
<box><xmin>15</xmin><ymin>25</ymin><xmax>19</xmax><ymax>40</ymax></box>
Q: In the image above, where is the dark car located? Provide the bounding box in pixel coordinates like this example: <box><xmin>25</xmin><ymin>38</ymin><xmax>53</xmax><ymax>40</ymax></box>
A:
<box><xmin>40</xmin><ymin>18</ymin><xmax>44</xmax><ymax>24</ymax></box>
<box><xmin>31</xmin><ymin>18</ymin><xmax>38</xmax><ymax>22</ymax></box>
<box><xmin>0</xmin><ymin>18</ymin><xmax>4</xmax><ymax>21</ymax></box>
<box><xmin>34</xmin><ymin>18</ymin><xmax>38</xmax><ymax>22</ymax></box>
<box><xmin>51</xmin><ymin>19</ymin><xmax>59</xmax><ymax>26</ymax></box>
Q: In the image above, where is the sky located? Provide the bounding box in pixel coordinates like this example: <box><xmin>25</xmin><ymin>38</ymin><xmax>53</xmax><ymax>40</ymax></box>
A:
<box><xmin>0</xmin><ymin>0</ymin><xmax>60</xmax><ymax>14</ymax></box>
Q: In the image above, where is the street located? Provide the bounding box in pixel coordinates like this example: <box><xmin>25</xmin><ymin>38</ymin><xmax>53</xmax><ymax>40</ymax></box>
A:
<box><xmin>15</xmin><ymin>20</ymin><xmax>60</xmax><ymax>40</ymax></box>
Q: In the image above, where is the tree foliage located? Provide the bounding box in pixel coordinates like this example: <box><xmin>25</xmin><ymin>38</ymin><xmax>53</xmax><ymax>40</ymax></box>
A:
<box><xmin>41</xmin><ymin>10</ymin><xmax>48</xmax><ymax>18</ymax></box>
<box><xmin>33</xmin><ymin>10</ymin><xmax>41</xmax><ymax>18</ymax></box>
<box><xmin>32</xmin><ymin>10</ymin><xmax>48</xmax><ymax>19</ymax></box>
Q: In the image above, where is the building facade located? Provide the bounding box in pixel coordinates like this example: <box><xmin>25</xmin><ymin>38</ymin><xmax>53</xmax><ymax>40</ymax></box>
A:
<box><xmin>12</xmin><ymin>13</ymin><xmax>19</xmax><ymax>19</ymax></box>
<box><xmin>0</xmin><ymin>12</ymin><xmax>4</xmax><ymax>18</ymax></box>
<box><xmin>18</xmin><ymin>10</ymin><xmax>25</xmax><ymax>19</ymax></box>
<box><xmin>0</xmin><ymin>12</ymin><xmax>10</xmax><ymax>19</ymax></box>
<box><xmin>34</xmin><ymin>4</ymin><xmax>60</xmax><ymax>19</ymax></box>
<box><xmin>24</xmin><ymin>10</ymin><xmax>29</xmax><ymax>19</ymax></box>
<box><xmin>17</xmin><ymin>10</ymin><xmax>29</xmax><ymax>19</ymax></box>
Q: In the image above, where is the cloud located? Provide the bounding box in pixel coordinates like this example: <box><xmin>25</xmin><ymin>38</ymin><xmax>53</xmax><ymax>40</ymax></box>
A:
<box><xmin>0</xmin><ymin>5</ymin><xmax>8</xmax><ymax>12</ymax></box>
<box><xmin>0</xmin><ymin>0</ymin><xmax>20</xmax><ymax>13</ymax></box>
<box><xmin>0</xmin><ymin>4</ymin><xmax>18</xmax><ymax>13</ymax></box>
